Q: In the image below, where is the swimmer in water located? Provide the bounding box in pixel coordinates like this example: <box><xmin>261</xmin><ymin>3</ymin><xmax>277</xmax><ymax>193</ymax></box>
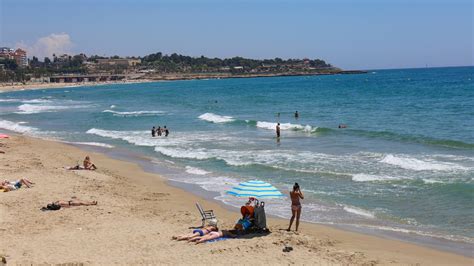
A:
<box><xmin>276</xmin><ymin>123</ymin><xmax>281</xmax><ymax>138</ymax></box>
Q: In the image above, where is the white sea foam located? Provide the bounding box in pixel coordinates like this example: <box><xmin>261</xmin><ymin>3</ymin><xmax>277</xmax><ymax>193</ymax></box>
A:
<box><xmin>110</xmin><ymin>105</ymin><xmax>116</xmax><ymax>108</ymax></box>
<box><xmin>0</xmin><ymin>98</ymin><xmax>21</xmax><ymax>102</ymax></box>
<box><xmin>169</xmin><ymin>175</ymin><xmax>238</xmax><ymax>193</ymax></box>
<box><xmin>66</xmin><ymin>141</ymin><xmax>115</xmax><ymax>148</ymax></box>
<box><xmin>16</xmin><ymin>104</ymin><xmax>71</xmax><ymax>114</ymax></box>
<box><xmin>102</xmin><ymin>110</ymin><xmax>165</xmax><ymax>117</ymax></box>
<box><xmin>256</xmin><ymin>121</ymin><xmax>316</xmax><ymax>132</ymax></box>
<box><xmin>0</xmin><ymin>119</ymin><xmax>38</xmax><ymax>134</ymax></box>
<box><xmin>352</xmin><ymin>173</ymin><xmax>404</xmax><ymax>182</ymax></box>
<box><xmin>155</xmin><ymin>147</ymin><xmax>212</xmax><ymax>160</ymax></box>
<box><xmin>185</xmin><ymin>166</ymin><xmax>210</xmax><ymax>175</ymax></box>
<box><xmin>21</xmin><ymin>99</ymin><xmax>52</xmax><ymax>103</ymax></box>
<box><xmin>380</xmin><ymin>154</ymin><xmax>468</xmax><ymax>171</ymax></box>
<box><xmin>343</xmin><ymin>206</ymin><xmax>375</xmax><ymax>218</ymax></box>
<box><xmin>198</xmin><ymin>113</ymin><xmax>235</xmax><ymax>123</ymax></box>
<box><xmin>422</xmin><ymin>178</ymin><xmax>445</xmax><ymax>184</ymax></box>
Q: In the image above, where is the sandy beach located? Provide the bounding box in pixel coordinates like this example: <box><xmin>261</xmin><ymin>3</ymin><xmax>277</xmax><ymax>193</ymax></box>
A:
<box><xmin>0</xmin><ymin>134</ymin><xmax>471</xmax><ymax>265</ymax></box>
<box><xmin>0</xmin><ymin>80</ymin><xmax>153</xmax><ymax>93</ymax></box>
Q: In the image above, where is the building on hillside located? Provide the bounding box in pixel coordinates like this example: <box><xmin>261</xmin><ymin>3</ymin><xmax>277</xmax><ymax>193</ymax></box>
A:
<box><xmin>97</xmin><ymin>58</ymin><xmax>141</xmax><ymax>67</ymax></box>
<box><xmin>13</xmin><ymin>49</ymin><xmax>28</xmax><ymax>67</ymax></box>
<box><xmin>0</xmin><ymin>47</ymin><xmax>28</xmax><ymax>67</ymax></box>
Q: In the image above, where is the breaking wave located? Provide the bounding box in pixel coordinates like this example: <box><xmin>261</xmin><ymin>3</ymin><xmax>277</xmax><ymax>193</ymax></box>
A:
<box><xmin>198</xmin><ymin>113</ymin><xmax>235</xmax><ymax>123</ymax></box>
<box><xmin>380</xmin><ymin>154</ymin><xmax>468</xmax><ymax>171</ymax></box>
<box><xmin>102</xmin><ymin>110</ymin><xmax>165</xmax><ymax>117</ymax></box>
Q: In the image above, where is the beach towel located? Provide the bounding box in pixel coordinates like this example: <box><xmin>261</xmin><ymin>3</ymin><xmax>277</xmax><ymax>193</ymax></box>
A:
<box><xmin>0</xmin><ymin>134</ymin><xmax>9</xmax><ymax>139</ymax></box>
<box><xmin>206</xmin><ymin>237</ymin><xmax>231</xmax><ymax>243</ymax></box>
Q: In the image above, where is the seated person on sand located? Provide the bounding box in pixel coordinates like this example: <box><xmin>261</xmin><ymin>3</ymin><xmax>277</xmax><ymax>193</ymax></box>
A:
<box><xmin>172</xmin><ymin>223</ymin><xmax>218</xmax><ymax>241</ymax></box>
<box><xmin>41</xmin><ymin>198</ymin><xmax>98</xmax><ymax>211</ymax></box>
<box><xmin>68</xmin><ymin>155</ymin><xmax>97</xmax><ymax>170</ymax></box>
<box><xmin>0</xmin><ymin>178</ymin><xmax>34</xmax><ymax>192</ymax></box>
<box><xmin>83</xmin><ymin>156</ymin><xmax>97</xmax><ymax>170</ymax></box>
<box><xmin>193</xmin><ymin>230</ymin><xmax>237</xmax><ymax>244</ymax></box>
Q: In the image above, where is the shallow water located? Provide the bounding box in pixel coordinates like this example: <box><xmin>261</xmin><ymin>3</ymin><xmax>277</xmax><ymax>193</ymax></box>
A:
<box><xmin>1</xmin><ymin>66</ymin><xmax>473</xmax><ymax>249</ymax></box>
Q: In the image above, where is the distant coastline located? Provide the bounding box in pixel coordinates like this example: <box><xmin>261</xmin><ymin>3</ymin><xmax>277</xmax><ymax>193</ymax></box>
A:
<box><xmin>0</xmin><ymin>70</ymin><xmax>366</xmax><ymax>93</ymax></box>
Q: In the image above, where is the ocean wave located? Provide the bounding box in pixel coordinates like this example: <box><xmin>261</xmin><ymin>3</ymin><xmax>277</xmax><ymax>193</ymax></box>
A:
<box><xmin>63</xmin><ymin>141</ymin><xmax>115</xmax><ymax>148</ymax></box>
<box><xmin>342</xmin><ymin>206</ymin><xmax>375</xmax><ymax>218</ymax></box>
<box><xmin>102</xmin><ymin>110</ymin><xmax>165</xmax><ymax>117</ymax></box>
<box><xmin>21</xmin><ymin>99</ymin><xmax>53</xmax><ymax>104</ymax></box>
<box><xmin>0</xmin><ymin>98</ymin><xmax>21</xmax><ymax>102</ymax></box>
<box><xmin>155</xmin><ymin>146</ymin><xmax>212</xmax><ymax>160</ymax></box>
<box><xmin>185</xmin><ymin>166</ymin><xmax>211</xmax><ymax>175</ymax></box>
<box><xmin>198</xmin><ymin>113</ymin><xmax>235</xmax><ymax>123</ymax></box>
<box><xmin>0</xmin><ymin>119</ymin><xmax>38</xmax><ymax>134</ymax></box>
<box><xmin>16</xmin><ymin>101</ymin><xmax>92</xmax><ymax>114</ymax></box>
<box><xmin>169</xmin><ymin>175</ymin><xmax>237</xmax><ymax>193</ymax></box>
<box><xmin>380</xmin><ymin>154</ymin><xmax>468</xmax><ymax>171</ymax></box>
<box><xmin>256</xmin><ymin>121</ymin><xmax>317</xmax><ymax>132</ymax></box>
<box><xmin>352</xmin><ymin>173</ymin><xmax>406</xmax><ymax>182</ymax></box>
<box><xmin>422</xmin><ymin>178</ymin><xmax>445</xmax><ymax>184</ymax></box>
<box><xmin>347</xmin><ymin>129</ymin><xmax>474</xmax><ymax>149</ymax></box>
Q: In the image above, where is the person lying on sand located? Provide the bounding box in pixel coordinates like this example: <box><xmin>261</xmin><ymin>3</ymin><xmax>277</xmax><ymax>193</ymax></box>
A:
<box><xmin>83</xmin><ymin>155</ymin><xmax>98</xmax><ymax>170</ymax></box>
<box><xmin>41</xmin><ymin>198</ymin><xmax>98</xmax><ymax>211</ymax></box>
<box><xmin>193</xmin><ymin>230</ymin><xmax>237</xmax><ymax>244</ymax></box>
<box><xmin>67</xmin><ymin>155</ymin><xmax>98</xmax><ymax>170</ymax></box>
<box><xmin>172</xmin><ymin>225</ymin><xmax>218</xmax><ymax>241</ymax></box>
<box><xmin>0</xmin><ymin>178</ymin><xmax>34</xmax><ymax>191</ymax></box>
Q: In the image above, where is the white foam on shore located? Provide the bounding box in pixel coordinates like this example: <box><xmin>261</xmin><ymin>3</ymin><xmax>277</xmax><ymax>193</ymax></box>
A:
<box><xmin>0</xmin><ymin>98</ymin><xmax>21</xmax><ymax>102</ymax></box>
<box><xmin>0</xmin><ymin>119</ymin><xmax>38</xmax><ymax>134</ymax></box>
<box><xmin>343</xmin><ymin>206</ymin><xmax>376</xmax><ymax>219</ymax></box>
<box><xmin>185</xmin><ymin>166</ymin><xmax>210</xmax><ymax>175</ymax></box>
<box><xmin>16</xmin><ymin>104</ymin><xmax>69</xmax><ymax>114</ymax></box>
<box><xmin>21</xmin><ymin>99</ymin><xmax>52</xmax><ymax>103</ymax></box>
<box><xmin>65</xmin><ymin>141</ymin><xmax>115</xmax><ymax>148</ymax></box>
<box><xmin>256</xmin><ymin>121</ymin><xmax>316</xmax><ymax>132</ymax></box>
<box><xmin>198</xmin><ymin>113</ymin><xmax>235</xmax><ymax>123</ymax></box>
<box><xmin>102</xmin><ymin>110</ymin><xmax>165</xmax><ymax>117</ymax></box>
<box><xmin>352</xmin><ymin>173</ymin><xmax>405</xmax><ymax>182</ymax></box>
<box><xmin>381</xmin><ymin>154</ymin><xmax>468</xmax><ymax>171</ymax></box>
<box><xmin>155</xmin><ymin>146</ymin><xmax>212</xmax><ymax>160</ymax></box>
<box><xmin>422</xmin><ymin>178</ymin><xmax>445</xmax><ymax>184</ymax></box>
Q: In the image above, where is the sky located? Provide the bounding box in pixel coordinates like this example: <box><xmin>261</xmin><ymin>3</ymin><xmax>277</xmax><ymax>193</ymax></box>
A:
<box><xmin>1</xmin><ymin>0</ymin><xmax>473</xmax><ymax>70</ymax></box>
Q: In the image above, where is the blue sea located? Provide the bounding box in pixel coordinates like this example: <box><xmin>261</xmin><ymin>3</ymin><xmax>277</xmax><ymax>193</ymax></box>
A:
<box><xmin>1</xmin><ymin>66</ymin><xmax>473</xmax><ymax>253</ymax></box>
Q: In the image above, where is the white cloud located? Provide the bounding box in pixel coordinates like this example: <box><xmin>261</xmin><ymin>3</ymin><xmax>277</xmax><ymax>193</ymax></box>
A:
<box><xmin>16</xmin><ymin>33</ymin><xmax>74</xmax><ymax>59</ymax></box>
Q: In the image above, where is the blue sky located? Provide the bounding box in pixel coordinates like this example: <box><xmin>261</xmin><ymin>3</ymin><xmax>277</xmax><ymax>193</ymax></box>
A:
<box><xmin>1</xmin><ymin>0</ymin><xmax>472</xmax><ymax>69</ymax></box>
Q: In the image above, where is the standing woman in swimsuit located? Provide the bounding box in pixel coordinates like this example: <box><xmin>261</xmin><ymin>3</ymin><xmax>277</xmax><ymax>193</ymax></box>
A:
<box><xmin>287</xmin><ymin>182</ymin><xmax>304</xmax><ymax>232</ymax></box>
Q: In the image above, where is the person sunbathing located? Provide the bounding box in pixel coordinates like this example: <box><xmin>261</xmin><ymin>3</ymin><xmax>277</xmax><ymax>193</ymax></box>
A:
<box><xmin>41</xmin><ymin>198</ymin><xmax>98</xmax><ymax>211</ymax></box>
<box><xmin>172</xmin><ymin>225</ymin><xmax>218</xmax><ymax>241</ymax></box>
<box><xmin>67</xmin><ymin>156</ymin><xmax>97</xmax><ymax>170</ymax></box>
<box><xmin>194</xmin><ymin>230</ymin><xmax>237</xmax><ymax>244</ymax></box>
<box><xmin>83</xmin><ymin>156</ymin><xmax>97</xmax><ymax>170</ymax></box>
<box><xmin>1</xmin><ymin>178</ymin><xmax>34</xmax><ymax>191</ymax></box>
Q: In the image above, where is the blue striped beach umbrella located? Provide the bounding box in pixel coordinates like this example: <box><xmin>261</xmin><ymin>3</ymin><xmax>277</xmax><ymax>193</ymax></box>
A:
<box><xmin>226</xmin><ymin>180</ymin><xmax>284</xmax><ymax>199</ymax></box>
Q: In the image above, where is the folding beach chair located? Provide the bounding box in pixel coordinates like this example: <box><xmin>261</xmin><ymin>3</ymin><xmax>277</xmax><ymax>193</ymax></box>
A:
<box><xmin>196</xmin><ymin>202</ymin><xmax>216</xmax><ymax>228</ymax></box>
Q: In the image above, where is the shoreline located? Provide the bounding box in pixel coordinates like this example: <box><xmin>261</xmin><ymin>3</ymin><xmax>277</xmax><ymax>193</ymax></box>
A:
<box><xmin>0</xmin><ymin>134</ymin><xmax>472</xmax><ymax>264</ymax></box>
<box><xmin>0</xmin><ymin>70</ymin><xmax>366</xmax><ymax>93</ymax></box>
<box><xmin>75</xmin><ymin>141</ymin><xmax>474</xmax><ymax>257</ymax></box>
<box><xmin>0</xmin><ymin>79</ymin><xmax>155</xmax><ymax>93</ymax></box>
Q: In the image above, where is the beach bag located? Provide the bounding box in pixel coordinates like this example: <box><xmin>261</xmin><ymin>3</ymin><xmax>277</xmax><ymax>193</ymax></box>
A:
<box><xmin>253</xmin><ymin>202</ymin><xmax>267</xmax><ymax>230</ymax></box>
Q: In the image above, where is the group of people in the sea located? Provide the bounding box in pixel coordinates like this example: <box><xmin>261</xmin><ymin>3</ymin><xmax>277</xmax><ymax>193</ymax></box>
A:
<box><xmin>275</xmin><ymin>111</ymin><xmax>299</xmax><ymax>138</ymax></box>
<box><xmin>151</xmin><ymin>125</ymin><xmax>169</xmax><ymax>137</ymax></box>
